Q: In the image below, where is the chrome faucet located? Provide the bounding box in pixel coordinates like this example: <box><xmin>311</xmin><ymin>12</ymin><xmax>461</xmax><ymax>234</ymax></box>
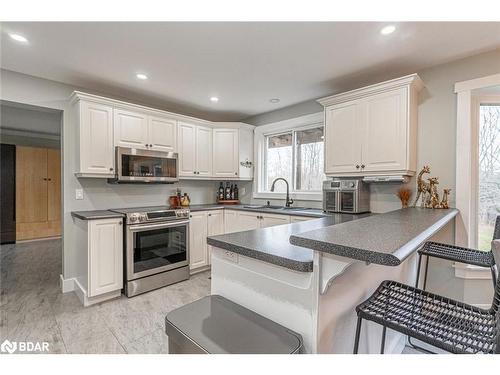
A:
<box><xmin>270</xmin><ymin>178</ymin><xmax>294</xmax><ymax>208</ymax></box>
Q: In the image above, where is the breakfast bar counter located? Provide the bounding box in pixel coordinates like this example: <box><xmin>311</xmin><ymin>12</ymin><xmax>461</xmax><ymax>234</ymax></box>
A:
<box><xmin>208</xmin><ymin>207</ymin><xmax>458</xmax><ymax>354</ymax></box>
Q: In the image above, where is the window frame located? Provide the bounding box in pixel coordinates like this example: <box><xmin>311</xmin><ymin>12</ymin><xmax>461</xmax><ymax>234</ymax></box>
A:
<box><xmin>253</xmin><ymin>112</ymin><xmax>324</xmax><ymax>202</ymax></box>
<box><xmin>454</xmin><ymin>73</ymin><xmax>500</xmax><ymax>280</ymax></box>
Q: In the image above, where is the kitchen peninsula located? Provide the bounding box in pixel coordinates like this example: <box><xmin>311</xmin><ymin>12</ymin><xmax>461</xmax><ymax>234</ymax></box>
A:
<box><xmin>207</xmin><ymin>207</ymin><xmax>458</xmax><ymax>354</ymax></box>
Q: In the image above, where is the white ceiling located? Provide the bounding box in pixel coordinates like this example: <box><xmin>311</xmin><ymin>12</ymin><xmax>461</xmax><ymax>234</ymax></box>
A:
<box><xmin>1</xmin><ymin>22</ymin><xmax>500</xmax><ymax>121</ymax></box>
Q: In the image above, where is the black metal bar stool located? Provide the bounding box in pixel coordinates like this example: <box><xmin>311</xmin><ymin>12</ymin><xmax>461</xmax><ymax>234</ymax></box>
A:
<box><xmin>353</xmin><ymin>218</ymin><xmax>500</xmax><ymax>354</ymax></box>
<box><xmin>415</xmin><ymin>216</ymin><xmax>499</xmax><ymax>291</ymax></box>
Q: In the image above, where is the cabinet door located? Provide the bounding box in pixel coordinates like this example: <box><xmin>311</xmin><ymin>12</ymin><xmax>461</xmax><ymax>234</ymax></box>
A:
<box><xmin>114</xmin><ymin>108</ymin><xmax>149</xmax><ymax>149</ymax></box>
<box><xmin>88</xmin><ymin>218</ymin><xmax>123</xmax><ymax>297</ymax></box>
<box><xmin>79</xmin><ymin>101</ymin><xmax>114</xmax><ymax>175</ymax></box>
<box><xmin>213</xmin><ymin>128</ymin><xmax>239</xmax><ymax>178</ymax></box>
<box><xmin>361</xmin><ymin>88</ymin><xmax>408</xmax><ymax>172</ymax></box>
<box><xmin>148</xmin><ymin>115</ymin><xmax>177</xmax><ymax>152</ymax></box>
<box><xmin>235</xmin><ymin>211</ymin><xmax>261</xmax><ymax>231</ymax></box>
<box><xmin>207</xmin><ymin>210</ymin><xmax>224</xmax><ymax>265</ymax></box>
<box><xmin>47</xmin><ymin>149</ymin><xmax>61</xmax><ymax>223</ymax></box>
<box><xmin>195</xmin><ymin>126</ymin><xmax>213</xmax><ymax>177</ymax></box>
<box><xmin>189</xmin><ymin>211</ymin><xmax>209</xmax><ymax>271</ymax></box>
<box><xmin>324</xmin><ymin>103</ymin><xmax>362</xmax><ymax>175</ymax></box>
<box><xmin>260</xmin><ymin>213</ymin><xmax>291</xmax><ymax>228</ymax></box>
<box><xmin>16</xmin><ymin>146</ymin><xmax>48</xmax><ymax>223</ymax></box>
<box><xmin>224</xmin><ymin>210</ymin><xmax>239</xmax><ymax>234</ymax></box>
<box><xmin>178</xmin><ymin>122</ymin><xmax>197</xmax><ymax>177</ymax></box>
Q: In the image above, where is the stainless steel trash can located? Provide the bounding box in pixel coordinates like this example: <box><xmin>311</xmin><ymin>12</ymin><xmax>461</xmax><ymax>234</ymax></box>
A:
<box><xmin>165</xmin><ymin>295</ymin><xmax>303</xmax><ymax>354</ymax></box>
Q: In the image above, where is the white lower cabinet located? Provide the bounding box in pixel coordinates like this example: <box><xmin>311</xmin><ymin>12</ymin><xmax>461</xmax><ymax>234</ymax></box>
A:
<box><xmin>290</xmin><ymin>216</ymin><xmax>315</xmax><ymax>223</ymax></box>
<box><xmin>223</xmin><ymin>210</ymin><xmax>292</xmax><ymax>233</ymax></box>
<box><xmin>207</xmin><ymin>210</ymin><xmax>224</xmax><ymax>265</ymax></box>
<box><xmin>88</xmin><ymin>218</ymin><xmax>123</xmax><ymax>297</ymax></box>
<box><xmin>69</xmin><ymin>216</ymin><xmax>125</xmax><ymax>306</ymax></box>
<box><xmin>189</xmin><ymin>211</ymin><xmax>209</xmax><ymax>272</ymax></box>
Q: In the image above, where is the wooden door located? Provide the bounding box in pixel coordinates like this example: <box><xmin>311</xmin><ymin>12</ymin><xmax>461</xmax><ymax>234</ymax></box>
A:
<box><xmin>16</xmin><ymin>146</ymin><xmax>48</xmax><ymax>224</ymax></box>
<box><xmin>47</xmin><ymin>149</ymin><xmax>61</xmax><ymax>223</ymax></box>
<box><xmin>212</xmin><ymin>128</ymin><xmax>238</xmax><ymax>178</ymax></box>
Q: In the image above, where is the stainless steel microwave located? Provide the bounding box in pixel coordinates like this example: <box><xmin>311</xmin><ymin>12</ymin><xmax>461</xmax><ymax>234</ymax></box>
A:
<box><xmin>109</xmin><ymin>147</ymin><xmax>179</xmax><ymax>184</ymax></box>
<box><xmin>323</xmin><ymin>178</ymin><xmax>370</xmax><ymax>214</ymax></box>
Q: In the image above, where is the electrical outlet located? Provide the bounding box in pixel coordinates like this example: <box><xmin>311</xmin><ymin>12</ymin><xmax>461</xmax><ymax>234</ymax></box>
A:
<box><xmin>75</xmin><ymin>189</ymin><xmax>84</xmax><ymax>200</ymax></box>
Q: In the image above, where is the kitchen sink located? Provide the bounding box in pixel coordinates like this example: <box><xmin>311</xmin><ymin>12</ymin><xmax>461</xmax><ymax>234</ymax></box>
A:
<box><xmin>243</xmin><ymin>205</ymin><xmax>313</xmax><ymax>211</ymax></box>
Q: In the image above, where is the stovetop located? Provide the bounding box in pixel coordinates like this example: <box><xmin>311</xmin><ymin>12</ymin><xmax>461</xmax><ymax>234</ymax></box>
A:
<box><xmin>109</xmin><ymin>205</ymin><xmax>190</xmax><ymax>224</ymax></box>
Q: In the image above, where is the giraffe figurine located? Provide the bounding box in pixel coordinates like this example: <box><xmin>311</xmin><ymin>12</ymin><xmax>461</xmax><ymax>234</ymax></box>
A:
<box><xmin>439</xmin><ymin>189</ymin><xmax>451</xmax><ymax>209</ymax></box>
<box><xmin>412</xmin><ymin>165</ymin><xmax>431</xmax><ymax>207</ymax></box>
<box><xmin>426</xmin><ymin>177</ymin><xmax>440</xmax><ymax>208</ymax></box>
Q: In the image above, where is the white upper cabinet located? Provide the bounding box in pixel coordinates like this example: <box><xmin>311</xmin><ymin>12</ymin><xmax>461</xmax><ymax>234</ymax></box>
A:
<box><xmin>195</xmin><ymin>126</ymin><xmax>213</xmax><ymax>177</ymax></box>
<box><xmin>148</xmin><ymin>115</ymin><xmax>177</xmax><ymax>152</ymax></box>
<box><xmin>71</xmin><ymin>92</ymin><xmax>254</xmax><ymax>180</ymax></box>
<box><xmin>213</xmin><ymin>128</ymin><xmax>239</xmax><ymax>178</ymax></box>
<box><xmin>114</xmin><ymin>108</ymin><xmax>149</xmax><ymax>149</ymax></box>
<box><xmin>318</xmin><ymin>74</ymin><xmax>423</xmax><ymax>177</ymax></box>
<box><xmin>324</xmin><ymin>103</ymin><xmax>362</xmax><ymax>175</ymax></box>
<box><xmin>178</xmin><ymin>122</ymin><xmax>213</xmax><ymax>177</ymax></box>
<box><xmin>74</xmin><ymin>100</ymin><xmax>115</xmax><ymax>177</ymax></box>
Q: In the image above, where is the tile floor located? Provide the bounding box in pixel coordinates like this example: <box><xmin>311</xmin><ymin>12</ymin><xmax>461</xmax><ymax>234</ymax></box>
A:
<box><xmin>0</xmin><ymin>238</ymin><xmax>421</xmax><ymax>354</ymax></box>
<box><xmin>1</xmin><ymin>238</ymin><xmax>210</xmax><ymax>354</ymax></box>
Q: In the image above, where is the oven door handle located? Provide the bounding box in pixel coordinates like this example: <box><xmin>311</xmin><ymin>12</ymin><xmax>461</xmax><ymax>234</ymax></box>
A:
<box><xmin>128</xmin><ymin>220</ymin><xmax>190</xmax><ymax>231</ymax></box>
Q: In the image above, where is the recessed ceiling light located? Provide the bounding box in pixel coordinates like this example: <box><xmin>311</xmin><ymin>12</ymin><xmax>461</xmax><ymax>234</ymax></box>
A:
<box><xmin>210</xmin><ymin>97</ymin><xmax>219</xmax><ymax>103</ymax></box>
<box><xmin>380</xmin><ymin>25</ymin><xmax>396</xmax><ymax>35</ymax></box>
<box><xmin>136</xmin><ymin>73</ymin><xmax>148</xmax><ymax>80</ymax></box>
<box><xmin>9</xmin><ymin>33</ymin><xmax>28</xmax><ymax>43</ymax></box>
<box><xmin>269</xmin><ymin>98</ymin><xmax>280</xmax><ymax>103</ymax></box>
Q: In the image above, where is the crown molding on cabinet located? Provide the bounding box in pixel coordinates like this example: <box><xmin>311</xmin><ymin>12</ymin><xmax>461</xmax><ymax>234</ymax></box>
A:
<box><xmin>316</xmin><ymin>73</ymin><xmax>424</xmax><ymax>107</ymax></box>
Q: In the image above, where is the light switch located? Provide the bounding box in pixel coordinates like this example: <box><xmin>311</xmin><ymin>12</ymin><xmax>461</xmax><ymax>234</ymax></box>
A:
<box><xmin>75</xmin><ymin>189</ymin><xmax>84</xmax><ymax>200</ymax></box>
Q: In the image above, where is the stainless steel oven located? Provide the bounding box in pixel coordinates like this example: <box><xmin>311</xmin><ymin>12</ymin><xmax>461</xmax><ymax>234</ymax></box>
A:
<box><xmin>109</xmin><ymin>147</ymin><xmax>178</xmax><ymax>183</ymax></box>
<box><xmin>323</xmin><ymin>179</ymin><xmax>370</xmax><ymax>214</ymax></box>
<box><xmin>110</xmin><ymin>206</ymin><xmax>190</xmax><ymax>297</ymax></box>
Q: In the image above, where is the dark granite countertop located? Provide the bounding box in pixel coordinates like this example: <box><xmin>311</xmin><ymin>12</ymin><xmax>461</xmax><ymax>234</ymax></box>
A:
<box><xmin>289</xmin><ymin>208</ymin><xmax>458</xmax><ymax>266</ymax></box>
<box><xmin>207</xmin><ymin>213</ymin><xmax>370</xmax><ymax>272</ymax></box>
<box><xmin>71</xmin><ymin>210</ymin><xmax>125</xmax><ymax>220</ymax></box>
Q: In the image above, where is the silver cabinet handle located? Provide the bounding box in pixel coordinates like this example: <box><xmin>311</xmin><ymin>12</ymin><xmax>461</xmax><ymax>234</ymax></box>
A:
<box><xmin>361</xmin><ymin>164</ymin><xmax>365</xmax><ymax>169</ymax></box>
<box><xmin>356</xmin><ymin>165</ymin><xmax>360</xmax><ymax>169</ymax></box>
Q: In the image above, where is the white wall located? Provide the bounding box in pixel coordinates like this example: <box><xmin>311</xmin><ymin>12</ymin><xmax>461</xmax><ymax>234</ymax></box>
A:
<box><xmin>0</xmin><ymin>69</ymin><xmax>252</xmax><ymax>281</ymax></box>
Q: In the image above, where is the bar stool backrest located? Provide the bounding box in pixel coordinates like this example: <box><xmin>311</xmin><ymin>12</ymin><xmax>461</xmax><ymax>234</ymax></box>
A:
<box><xmin>491</xmin><ymin>238</ymin><xmax>500</xmax><ymax>353</ymax></box>
<box><xmin>494</xmin><ymin>216</ymin><xmax>500</xmax><ymax>241</ymax></box>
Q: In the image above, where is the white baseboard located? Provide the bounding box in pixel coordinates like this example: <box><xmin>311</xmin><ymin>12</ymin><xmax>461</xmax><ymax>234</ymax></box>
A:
<box><xmin>59</xmin><ymin>274</ymin><xmax>75</xmax><ymax>293</ymax></box>
<box><xmin>73</xmin><ymin>278</ymin><xmax>121</xmax><ymax>307</ymax></box>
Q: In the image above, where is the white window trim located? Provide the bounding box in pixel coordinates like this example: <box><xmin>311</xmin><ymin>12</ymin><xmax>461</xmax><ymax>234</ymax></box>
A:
<box><xmin>454</xmin><ymin>73</ymin><xmax>500</xmax><ymax>279</ymax></box>
<box><xmin>253</xmin><ymin>112</ymin><xmax>324</xmax><ymax>201</ymax></box>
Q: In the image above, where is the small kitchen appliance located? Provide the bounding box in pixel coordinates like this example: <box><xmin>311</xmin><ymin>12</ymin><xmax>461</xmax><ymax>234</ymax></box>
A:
<box><xmin>323</xmin><ymin>178</ymin><xmax>370</xmax><ymax>214</ymax></box>
<box><xmin>110</xmin><ymin>206</ymin><xmax>190</xmax><ymax>297</ymax></box>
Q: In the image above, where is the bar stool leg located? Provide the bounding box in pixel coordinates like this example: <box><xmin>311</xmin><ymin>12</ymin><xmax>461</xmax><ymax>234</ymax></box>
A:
<box><xmin>423</xmin><ymin>255</ymin><xmax>430</xmax><ymax>291</ymax></box>
<box><xmin>380</xmin><ymin>326</ymin><xmax>387</xmax><ymax>354</ymax></box>
<box><xmin>415</xmin><ymin>253</ymin><xmax>423</xmax><ymax>288</ymax></box>
<box><xmin>490</xmin><ymin>266</ymin><xmax>497</xmax><ymax>289</ymax></box>
<box><xmin>353</xmin><ymin>316</ymin><xmax>363</xmax><ymax>354</ymax></box>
